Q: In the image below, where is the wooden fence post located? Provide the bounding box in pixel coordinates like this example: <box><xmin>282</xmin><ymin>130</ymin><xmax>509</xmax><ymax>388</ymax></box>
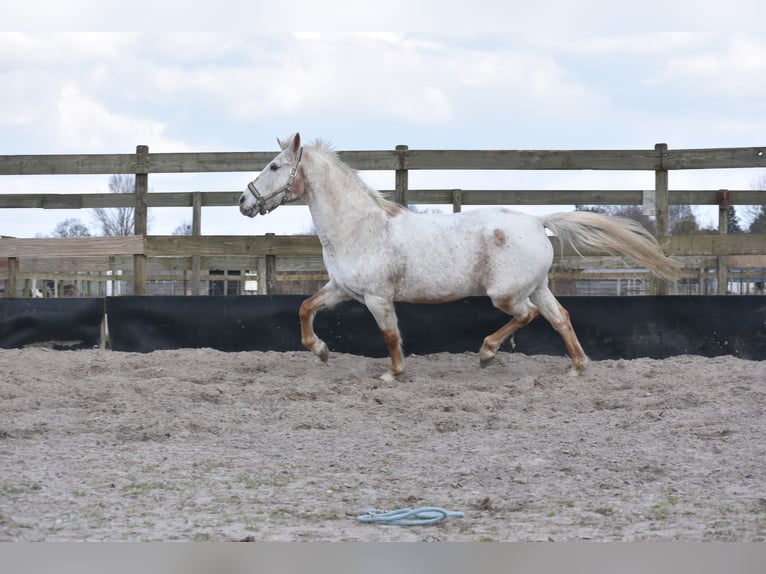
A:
<box><xmin>133</xmin><ymin>145</ymin><xmax>149</xmax><ymax>295</ymax></box>
<box><xmin>7</xmin><ymin>257</ymin><xmax>17</xmax><ymax>297</ymax></box>
<box><xmin>191</xmin><ymin>192</ymin><xmax>202</xmax><ymax>295</ymax></box>
<box><xmin>395</xmin><ymin>145</ymin><xmax>408</xmax><ymax>206</ymax></box>
<box><xmin>265</xmin><ymin>232</ymin><xmax>277</xmax><ymax>294</ymax></box>
<box><xmin>256</xmin><ymin>257</ymin><xmax>267</xmax><ymax>295</ymax></box>
<box><xmin>109</xmin><ymin>256</ymin><xmax>117</xmax><ymax>297</ymax></box>
<box><xmin>452</xmin><ymin>189</ymin><xmax>463</xmax><ymax>213</ymax></box>
<box><xmin>654</xmin><ymin>143</ymin><xmax>669</xmax><ymax>295</ymax></box>
<box><xmin>718</xmin><ymin>189</ymin><xmax>729</xmax><ymax>295</ymax></box>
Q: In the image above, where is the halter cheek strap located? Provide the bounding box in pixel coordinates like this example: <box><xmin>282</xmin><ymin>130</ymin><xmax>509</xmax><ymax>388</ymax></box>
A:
<box><xmin>247</xmin><ymin>146</ymin><xmax>303</xmax><ymax>214</ymax></box>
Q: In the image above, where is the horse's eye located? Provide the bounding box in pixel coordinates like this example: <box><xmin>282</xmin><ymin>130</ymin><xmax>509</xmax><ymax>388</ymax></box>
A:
<box><xmin>270</xmin><ymin>163</ymin><xmax>279</xmax><ymax>171</ymax></box>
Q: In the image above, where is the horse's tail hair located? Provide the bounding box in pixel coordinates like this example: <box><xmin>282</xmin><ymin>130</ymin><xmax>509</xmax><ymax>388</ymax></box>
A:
<box><xmin>541</xmin><ymin>211</ymin><xmax>681</xmax><ymax>281</ymax></box>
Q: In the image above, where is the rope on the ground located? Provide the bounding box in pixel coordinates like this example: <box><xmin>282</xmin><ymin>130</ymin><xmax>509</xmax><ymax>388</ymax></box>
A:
<box><xmin>356</xmin><ymin>507</ymin><xmax>465</xmax><ymax>526</ymax></box>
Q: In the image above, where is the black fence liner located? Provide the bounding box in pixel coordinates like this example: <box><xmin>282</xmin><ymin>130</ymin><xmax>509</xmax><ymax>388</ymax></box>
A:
<box><xmin>0</xmin><ymin>298</ymin><xmax>103</xmax><ymax>349</ymax></box>
<box><xmin>1</xmin><ymin>296</ymin><xmax>763</xmax><ymax>360</ymax></box>
<box><xmin>101</xmin><ymin>295</ymin><xmax>766</xmax><ymax>360</ymax></box>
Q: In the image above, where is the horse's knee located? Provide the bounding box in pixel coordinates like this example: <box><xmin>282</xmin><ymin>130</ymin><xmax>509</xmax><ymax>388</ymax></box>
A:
<box><xmin>381</xmin><ymin>329</ymin><xmax>400</xmax><ymax>348</ymax></box>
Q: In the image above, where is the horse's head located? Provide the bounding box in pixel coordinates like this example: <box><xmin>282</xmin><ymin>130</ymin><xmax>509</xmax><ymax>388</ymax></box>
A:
<box><xmin>240</xmin><ymin>132</ymin><xmax>303</xmax><ymax>217</ymax></box>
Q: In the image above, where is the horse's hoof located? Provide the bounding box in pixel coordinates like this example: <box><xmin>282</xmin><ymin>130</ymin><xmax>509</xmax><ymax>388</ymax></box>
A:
<box><xmin>567</xmin><ymin>357</ymin><xmax>589</xmax><ymax>376</ymax></box>
<box><xmin>567</xmin><ymin>364</ymin><xmax>588</xmax><ymax>376</ymax></box>
<box><xmin>317</xmin><ymin>343</ymin><xmax>329</xmax><ymax>363</ymax></box>
<box><xmin>479</xmin><ymin>349</ymin><xmax>496</xmax><ymax>368</ymax></box>
<box><xmin>380</xmin><ymin>368</ymin><xmax>403</xmax><ymax>382</ymax></box>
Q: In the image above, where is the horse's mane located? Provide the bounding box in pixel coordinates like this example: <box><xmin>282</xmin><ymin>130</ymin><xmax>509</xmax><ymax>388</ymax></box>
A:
<box><xmin>309</xmin><ymin>139</ymin><xmax>407</xmax><ymax>217</ymax></box>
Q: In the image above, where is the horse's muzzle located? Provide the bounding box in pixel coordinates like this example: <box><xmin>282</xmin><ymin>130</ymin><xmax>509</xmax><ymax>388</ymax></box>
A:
<box><xmin>240</xmin><ymin>181</ymin><xmax>284</xmax><ymax>217</ymax></box>
<box><xmin>240</xmin><ymin>204</ymin><xmax>258</xmax><ymax>218</ymax></box>
<box><xmin>240</xmin><ymin>184</ymin><xmax>262</xmax><ymax>217</ymax></box>
<box><xmin>239</xmin><ymin>197</ymin><xmax>258</xmax><ymax>218</ymax></box>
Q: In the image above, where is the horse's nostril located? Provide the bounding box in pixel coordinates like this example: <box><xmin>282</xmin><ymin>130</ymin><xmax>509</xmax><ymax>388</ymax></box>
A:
<box><xmin>239</xmin><ymin>195</ymin><xmax>245</xmax><ymax>204</ymax></box>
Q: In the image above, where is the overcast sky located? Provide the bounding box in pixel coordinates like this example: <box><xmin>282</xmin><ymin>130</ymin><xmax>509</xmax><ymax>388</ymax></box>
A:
<box><xmin>2</xmin><ymin>32</ymin><xmax>765</xmax><ymax>237</ymax></box>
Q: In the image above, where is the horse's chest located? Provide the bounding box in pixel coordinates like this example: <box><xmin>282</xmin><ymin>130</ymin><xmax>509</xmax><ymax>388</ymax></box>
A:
<box><xmin>322</xmin><ymin>241</ymin><xmax>399</xmax><ymax>292</ymax></box>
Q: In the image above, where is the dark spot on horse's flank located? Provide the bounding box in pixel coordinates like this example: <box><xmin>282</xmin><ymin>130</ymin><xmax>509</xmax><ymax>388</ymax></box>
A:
<box><xmin>493</xmin><ymin>228</ymin><xmax>507</xmax><ymax>247</ymax></box>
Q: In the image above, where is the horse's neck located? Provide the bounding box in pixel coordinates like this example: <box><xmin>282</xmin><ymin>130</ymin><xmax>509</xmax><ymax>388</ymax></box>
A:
<box><xmin>303</xmin><ymin>152</ymin><xmax>388</xmax><ymax>243</ymax></box>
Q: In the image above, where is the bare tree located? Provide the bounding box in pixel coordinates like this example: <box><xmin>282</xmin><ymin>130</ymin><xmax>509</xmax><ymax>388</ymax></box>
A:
<box><xmin>52</xmin><ymin>218</ymin><xmax>92</xmax><ymax>237</ymax></box>
<box><xmin>726</xmin><ymin>205</ymin><xmax>744</xmax><ymax>234</ymax></box>
<box><xmin>172</xmin><ymin>221</ymin><xmax>193</xmax><ymax>236</ymax></box>
<box><xmin>744</xmin><ymin>174</ymin><xmax>766</xmax><ymax>233</ymax></box>
<box><xmin>92</xmin><ymin>174</ymin><xmax>136</xmax><ymax>236</ymax></box>
<box><xmin>668</xmin><ymin>205</ymin><xmax>699</xmax><ymax>235</ymax></box>
<box><xmin>576</xmin><ymin>203</ymin><xmax>706</xmax><ymax>235</ymax></box>
<box><xmin>749</xmin><ymin>205</ymin><xmax>766</xmax><ymax>233</ymax></box>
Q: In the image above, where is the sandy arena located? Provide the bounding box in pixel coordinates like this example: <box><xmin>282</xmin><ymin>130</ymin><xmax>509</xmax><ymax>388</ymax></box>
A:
<box><xmin>1</xmin><ymin>347</ymin><xmax>764</xmax><ymax>541</ymax></box>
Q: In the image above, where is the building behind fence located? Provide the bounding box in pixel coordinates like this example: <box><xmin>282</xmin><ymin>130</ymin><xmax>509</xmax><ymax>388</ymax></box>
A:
<box><xmin>2</xmin><ymin>143</ymin><xmax>766</xmax><ymax>297</ymax></box>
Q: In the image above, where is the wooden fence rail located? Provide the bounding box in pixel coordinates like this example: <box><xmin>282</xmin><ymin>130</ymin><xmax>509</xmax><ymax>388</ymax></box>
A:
<box><xmin>2</xmin><ymin>143</ymin><xmax>766</xmax><ymax>297</ymax></box>
<box><xmin>1</xmin><ymin>146</ymin><xmax>764</xmax><ymax>175</ymax></box>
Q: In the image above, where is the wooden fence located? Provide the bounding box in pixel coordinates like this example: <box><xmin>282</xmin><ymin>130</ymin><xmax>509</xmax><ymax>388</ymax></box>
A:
<box><xmin>1</xmin><ymin>143</ymin><xmax>766</xmax><ymax>297</ymax></box>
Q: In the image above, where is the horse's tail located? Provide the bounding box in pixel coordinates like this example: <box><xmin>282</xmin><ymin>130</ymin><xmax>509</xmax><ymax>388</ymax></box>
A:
<box><xmin>541</xmin><ymin>211</ymin><xmax>680</xmax><ymax>281</ymax></box>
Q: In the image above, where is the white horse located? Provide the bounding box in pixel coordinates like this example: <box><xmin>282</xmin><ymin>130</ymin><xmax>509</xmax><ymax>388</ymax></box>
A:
<box><xmin>240</xmin><ymin>133</ymin><xmax>679</xmax><ymax>381</ymax></box>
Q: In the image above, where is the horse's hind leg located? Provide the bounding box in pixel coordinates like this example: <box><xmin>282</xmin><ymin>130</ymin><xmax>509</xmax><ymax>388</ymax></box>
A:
<box><xmin>363</xmin><ymin>294</ymin><xmax>404</xmax><ymax>382</ymax></box>
<box><xmin>530</xmin><ymin>286</ymin><xmax>589</xmax><ymax>375</ymax></box>
<box><xmin>480</xmin><ymin>297</ymin><xmax>541</xmax><ymax>367</ymax></box>
<box><xmin>299</xmin><ymin>282</ymin><xmax>348</xmax><ymax>363</ymax></box>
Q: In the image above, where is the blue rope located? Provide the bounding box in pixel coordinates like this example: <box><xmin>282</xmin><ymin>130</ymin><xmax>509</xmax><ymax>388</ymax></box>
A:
<box><xmin>357</xmin><ymin>507</ymin><xmax>465</xmax><ymax>526</ymax></box>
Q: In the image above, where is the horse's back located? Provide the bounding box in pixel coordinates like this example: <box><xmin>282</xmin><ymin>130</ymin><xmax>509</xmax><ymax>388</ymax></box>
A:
<box><xmin>400</xmin><ymin>207</ymin><xmax>550</xmax><ymax>260</ymax></box>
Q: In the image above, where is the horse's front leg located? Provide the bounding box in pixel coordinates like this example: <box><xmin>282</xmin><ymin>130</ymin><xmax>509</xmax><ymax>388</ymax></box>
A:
<box><xmin>364</xmin><ymin>294</ymin><xmax>404</xmax><ymax>382</ymax></box>
<box><xmin>299</xmin><ymin>282</ymin><xmax>348</xmax><ymax>363</ymax></box>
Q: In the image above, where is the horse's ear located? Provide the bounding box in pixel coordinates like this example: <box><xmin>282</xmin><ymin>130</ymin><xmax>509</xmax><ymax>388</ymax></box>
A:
<box><xmin>277</xmin><ymin>133</ymin><xmax>300</xmax><ymax>153</ymax></box>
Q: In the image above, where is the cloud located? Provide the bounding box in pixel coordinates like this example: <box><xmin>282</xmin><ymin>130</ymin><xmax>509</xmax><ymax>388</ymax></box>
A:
<box><xmin>453</xmin><ymin>47</ymin><xmax>606</xmax><ymax>114</ymax></box>
<box><xmin>655</xmin><ymin>35</ymin><xmax>766</xmax><ymax>103</ymax></box>
<box><xmin>55</xmin><ymin>82</ymin><xmax>187</xmax><ymax>152</ymax></box>
<box><xmin>3</xmin><ymin>31</ymin><xmax>766</xmax><ymax>240</ymax></box>
<box><xmin>147</xmin><ymin>34</ymin><xmax>606</xmax><ymax>131</ymax></box>
<box><xmin>0</xmin><ymin>33</ymin><xmax>136</xmax><ymax>68</ymax></box>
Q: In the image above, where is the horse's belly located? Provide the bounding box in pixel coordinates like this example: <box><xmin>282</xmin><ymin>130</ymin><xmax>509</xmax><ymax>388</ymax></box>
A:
<box><xmin>396</xmin><ymin>283</ymin><xmax>480</xmax><ymax>303</ymax></box>
<box><xmin>396</xmin><ymin>253</ymin><xmax>485</xmax><ymax>302</ymax></box>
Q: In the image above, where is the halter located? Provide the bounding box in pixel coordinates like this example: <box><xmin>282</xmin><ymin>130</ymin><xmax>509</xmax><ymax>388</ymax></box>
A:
<box><xmin>247</xmin><ymin>146</ymin><xmax>303</xmax><ymax>214</ymax></box>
